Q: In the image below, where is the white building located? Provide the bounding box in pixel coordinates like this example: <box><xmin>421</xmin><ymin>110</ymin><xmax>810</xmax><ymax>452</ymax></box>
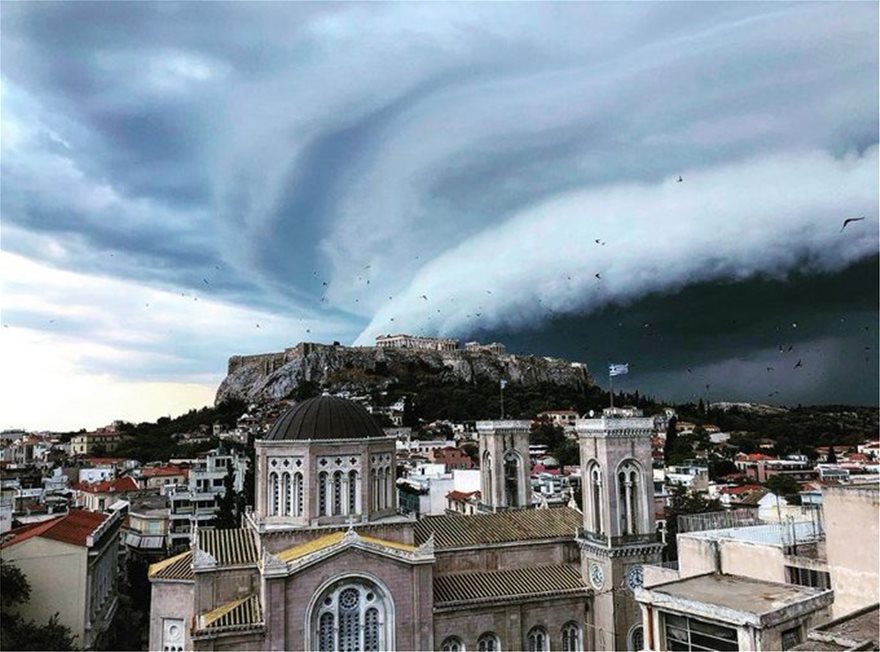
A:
<box><xmin>167</xmin><ymin>446</ymin><xmax>247</xmax><ymax>548</ymax></box>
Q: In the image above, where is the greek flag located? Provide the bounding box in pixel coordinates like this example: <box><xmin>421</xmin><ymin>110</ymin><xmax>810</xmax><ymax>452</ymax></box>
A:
<box><xmin>500</xmin><ymin>379</ymin><xmax>508</xmax><ymax>389</ymax></box>
<box><xmin>609</xmin><ymin>363</ymin><xmax>629</xmax><ymax>377</ymax></box>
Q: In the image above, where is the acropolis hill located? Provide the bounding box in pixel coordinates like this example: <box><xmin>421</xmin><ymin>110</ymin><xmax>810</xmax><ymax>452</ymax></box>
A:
<box><xmin>216</xmin><ymin>335</ymin><xmax>592</xmax><ymax>405</ymax></box>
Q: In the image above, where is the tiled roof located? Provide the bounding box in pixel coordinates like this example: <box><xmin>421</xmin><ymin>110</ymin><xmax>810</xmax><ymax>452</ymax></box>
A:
<box><xmin>75</xmin><ymin>476</ymin><xmax>139</xmax><ymax>494</ymax></box>
<box><xmin>414</xmin><ymin>507</ymin><xmax>581</xmax><ymax>549</ymax></box>
<box><xmin>199</xmin><ymin>528</ymin><xmax>259</xmax><ymax>566</ymax></box>
<box><xmin>141</xmin><ymin>465</ymin><xmax>188</xmax><ymax>478</ymax></box>
<box><xmin>446</xmin><ymin>490</ymin><xmax>480</xmax><ymax>501</ymax></box>
<box><xmin>275</xmin><ymin>531</ymin><xmax>417</xmax><ymax>563</ymax></box>
<box><xmin>1</xmin><ymin>509</ymin><xmax>110</xmax><ymax>549</ymax></box>
<box><xmin>149</xmin><ymin>550</ymin><xmax>194</xmax><ymax>581</ymax></box>
<box><xmin>720</xmin><ymin>484</ymin><xmax>764</xmax><ymax>495</ymax></box>
<box><xmin>738</xmin><ymin>453</ymin><xmax>777</xmax><ymax>461</ymax></box>
<box><xmin>434</xmin><ymin>564</ymin><xmax>587</xmax><ymax>608</ymax></box>
<box><xmin>198</xmin><ymin>594</ymin><xmax>262</xmax><ymax>632</ymax></box>
<box><xmin>738</xmin><ymin>489</ymin><xmax>770</xmax><ymax>506</ymax></box>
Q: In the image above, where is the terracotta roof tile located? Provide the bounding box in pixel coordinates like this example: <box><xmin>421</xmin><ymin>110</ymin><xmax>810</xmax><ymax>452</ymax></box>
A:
<box><xmin>434</xmin><ymin>564</ymin><xmax>587</xmax><ymax>608</ymax></box>
<box><xmin>75</xmin><ymin>476</ymin><xmax>139</xmax><ymax>494</ymax></box>
<box><xmin>414</xmin><ymin>507</ymin><xmax>581</xmax><ymax>549</ymax></box>
<box><xmin>2</xmin><ymin>509</ymin><xmax>110</xmax><ymax>549</ymax></box>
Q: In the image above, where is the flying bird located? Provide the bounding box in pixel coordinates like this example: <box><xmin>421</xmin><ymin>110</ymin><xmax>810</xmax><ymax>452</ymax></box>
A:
<box><xmin>203</xmin><ymin>278</ymin><xmax>209</xmax><ymax>285</ymax></box>
<box><xmin>794</xmin><ymin>359</ymin><xmax>803</xmax><ymax>368</ymax></box>
<box><xmin>594</xmin><ymin>273</ymin><xmax>602</xmax><ymax>280</ymax></box>
<box><xmin>256</xmin><ymin>324</ymin><xmax>260</xmax><ymax>328</ymax></box>
<box><xmin>766</xmin><ymin>366</ymin><xmax>774</xmax><ymax>372</ymax></box>
<box><xmin>676</xmin><ymin>176</ymin><xmax>683</xmax><ymax>183</ymax></box>
<box><xmin>687</xmin><ymin>368</ymin><xmax>693</xmax><ymax>374</ymax></box>
<box><xmin>840</xmin><ymin>216</ymin><xmax>865</xmax><ymax>232</ymax></box>
<box><xmin>420</xmin><ymin>295</ymin><xmax>428</xmax><ymax>301</ymax></box>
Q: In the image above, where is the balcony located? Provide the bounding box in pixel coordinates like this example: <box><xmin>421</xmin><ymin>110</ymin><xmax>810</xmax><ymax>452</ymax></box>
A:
<box><xmin>578</xmin><ymin>528</ymin><xmax>661</xmax><ymax>548</ymax></box>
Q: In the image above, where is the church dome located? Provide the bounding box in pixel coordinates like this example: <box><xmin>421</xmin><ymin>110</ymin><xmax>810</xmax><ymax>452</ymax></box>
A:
<box><xmin>265</xmin><ymin>395</ymin><xmax>386</xmax><ymax>441</ymax></box>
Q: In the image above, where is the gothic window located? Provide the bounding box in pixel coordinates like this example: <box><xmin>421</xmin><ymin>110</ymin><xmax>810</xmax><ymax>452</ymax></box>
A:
<box><xmin>319</xmin><ymin>612</ymin><xmax>334</xmax><ymax>651</ymax></box>
<box><xmin>364</xmin><ymin>607</ymin><xmax>380</xmax><ymax>651</ymax></box>
<box><xmin>333</xmin><ymin>471</ymin><xmax>343</xmax><ymax>516</ymax></box>
<box><xmin>562</xmin><ymin>622</ymin><xmax>582</xmax><ymax>652</ymax></box>
<box><xmin>312</xmin><ymin>579</ymin><xmax>391</xmax><ymax>652</ymax></box>
<box><xmin>269</xmin><ymin>472</ymin><xmax>279</xmax><ymax>516</ymax></box>
<box><xmin>441</xmin><ymin>636</ymin><xmax>464</xmax><ymax>652</ymax></box>
<box><xmin>588</xmin><ymin>463</ymin><xmax>603</xmax><ymax>534</ymax></box>
<box><xmin>503</xmin><ymin>451</ymin><xmax>520</xmax><ymax>507</ymax></box>
<box><xmin>348</xmin><ymin>470</ymin><xmax>358</xmax><ymax>514</ymax></box>
<box><xmin>618</xmin><ymin>460</ymin><xmax>641</xmax><ymax>535</ymax></box>
<box><xmin>318</xmin><ymin>471</ymin><xmax>328</xmax><ymax>516</ymax></box>
<box><xmin>281</xmin><ymin>472</ymin><xmax>290</xmax><ymax>516</ymax></box>
<box><xmin>294</xmin><ymin>472</ymin><xmax>303</xmax><ymax>517</ymax></box>
<box><xmin>482</xmin><ymin>452</ymin><xmax>492</xmax><ymax>502</ymax></box>
<box><xmin>527</xmin><ymin>626</ymin><xmax>548</xmax><ymax>652</ymax></box>
<box><xmin>477</xmin><ymin>632</ymin><xmax>500</xmax><ymax>652</ymax></box>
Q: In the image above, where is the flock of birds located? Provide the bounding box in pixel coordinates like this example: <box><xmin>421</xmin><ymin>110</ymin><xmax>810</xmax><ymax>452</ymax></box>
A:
<box><xmin>0</xmin><ymin>172</ymin><xmax>872</xmax><ymax>403</ymax></box>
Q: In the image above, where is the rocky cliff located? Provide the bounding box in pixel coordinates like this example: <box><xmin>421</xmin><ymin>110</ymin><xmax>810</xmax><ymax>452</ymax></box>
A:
<box><xmin>215</xmin><ymin>343</ymin><xmax>592</xmax><ymax>405</ymax></box>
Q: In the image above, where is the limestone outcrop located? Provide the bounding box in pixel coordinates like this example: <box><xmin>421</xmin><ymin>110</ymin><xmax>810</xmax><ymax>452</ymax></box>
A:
<box><xmin>215</xmin><ymin>342</ymin><xmax>592</xmax><ymax>405</ymax></box>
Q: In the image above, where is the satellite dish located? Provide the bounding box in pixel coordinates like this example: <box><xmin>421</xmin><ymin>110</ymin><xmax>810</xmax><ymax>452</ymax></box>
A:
<box><xmin>588</xmin><ymin>410</ymin><xmax>595</xmax><ymax>418</ymax></box>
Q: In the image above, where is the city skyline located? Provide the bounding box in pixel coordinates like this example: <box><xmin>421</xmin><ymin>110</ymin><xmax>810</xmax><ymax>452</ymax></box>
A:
<box><xmin>1</xmin><ymin>3</ymin><xmax>878</xmax><ymax>430</ymax></box>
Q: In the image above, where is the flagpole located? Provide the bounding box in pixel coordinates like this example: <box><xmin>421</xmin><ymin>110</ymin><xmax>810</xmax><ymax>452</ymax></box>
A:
<box><xmin>609</xmin><ymin>367</ymin><xmax>614</xmax><ymax>410</ymax></box>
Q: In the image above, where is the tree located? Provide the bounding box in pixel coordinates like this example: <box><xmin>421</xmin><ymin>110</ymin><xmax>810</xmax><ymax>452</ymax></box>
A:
<box><xmin>827</xmin><ymin>446</ymin><xmax>837</xmax><ymax>464</ymax></box>
<box><xmin>0</xmin><ymin>560</ymin><xmax>78</xmax><ymax>651</ymax></box>
<box><xmin>663</xmin><ymin>485</ymin><xmax>721</xmax><ymax>561</ymax></box>
<box><xmin>663</xmin><ymin>417</ymin><xmax>678</xmax><ymax>466</ymax></box>
<box><xmin>764</xmin><ymin>474</ymin><xmax>800</xmax><ymax>499</ymax></box>
<box><xmin>213</xmin><ymin>462</ymin><xmax>240</xmax><ymax>529</ymax></box>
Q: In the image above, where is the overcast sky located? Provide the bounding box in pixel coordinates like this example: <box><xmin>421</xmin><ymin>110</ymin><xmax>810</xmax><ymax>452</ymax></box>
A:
<box><xmin>1</xmin><ymin>2</ymin><xmax>877</xmax><ymax>430</ymax></box>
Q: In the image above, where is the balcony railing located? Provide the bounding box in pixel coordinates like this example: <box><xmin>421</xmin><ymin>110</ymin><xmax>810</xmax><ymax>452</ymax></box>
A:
<box><xmin>578</xmin><ymin>528</ymin><xmax>661</xmax><ymax>547</ymax></box>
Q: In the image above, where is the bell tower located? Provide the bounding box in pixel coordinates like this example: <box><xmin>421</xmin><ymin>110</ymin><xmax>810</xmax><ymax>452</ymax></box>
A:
<box><xmin>577</xmin><ymin>414</ymin><xmax>663</xmax><ymax>651</ymax></box>
<box><xmin>477</xmin><ymin>420</ymin><xmax>531</xmax><ymax>512</ymax></box>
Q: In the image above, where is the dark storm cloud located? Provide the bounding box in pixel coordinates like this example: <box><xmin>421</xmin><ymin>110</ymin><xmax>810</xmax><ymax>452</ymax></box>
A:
<box><xmin>1</xmin><ymin>2</ymin><xmax>878</xmax><ymax>403</ymax></box>
<box><xmin>480</xmin><ymin>256</ymin><xmax>880</xmax><ymax>405</ymax></box>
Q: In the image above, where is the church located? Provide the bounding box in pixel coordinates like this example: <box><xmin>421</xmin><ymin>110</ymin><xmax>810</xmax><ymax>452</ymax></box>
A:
<box><xmin>148</xmin><ymin>395</ymin><xmax>663</xmax><ymax>651</ymax></box>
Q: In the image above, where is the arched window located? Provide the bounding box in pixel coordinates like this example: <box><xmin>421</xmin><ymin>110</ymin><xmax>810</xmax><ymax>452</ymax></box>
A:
<box><xmin>562</xmin><ymin>622</ymin><xmax>582</xmax><ymax>652</ymax></box>
<box><xmin>627</xmin><ymin>624</ymin><xmax>644</xmax><ymax>652</ymax></box>
<box><xmin>318</xmin><ymin>471</ymin><xmax>328</xmax><ymax>516</ymax></box>
<box><xmin>294</xmin><ymin>472</ymin><xmax>303</xmax><ymax>517</ymax></box>
<box><xmin>333</xmin><ymin>471</ymin><xmax>343</xmax><ymax>516</ymax></box>
<box><xmin>527</xmin><ymin>626</ymin><xmax>548</xmax><ymax>652</ymax></box>
<box><xmin>618</xmin><ymin>461</ymin><xmax>641</xmax><ymax>535</ymax></box>
<box><xmin>503</xmin><ymin>451</ymin><xmax>520</xmax><ymax>507</ymax></box>
<box><xmin>281</xmin><ymin>472</ymin><xmax>290</xmax><ymax>516</ymax></box>
<box><xmin>370</xmin><ymin>468</ymin><xmax>378</xmax><ymax>510</ymax></box>
<box><xmin>477</xmin><ymin>632</ymin><xmax>500</xmax><ymax>652</ymax></box>
<box><xmin>269</xmin><ymin>472</ymin><xmax>279</xmax><ymax>516</ymax></box>
<box><xmin>588</xmin><ymin>463</ymin><xmax>603</xmax><ymax>534</ymax></box>
<box><xmin>348</xmin><ymin>470</ymin><xmax>359</xmax><ymax>514</ymax></box>
<box><xmin>441</xmin><ymin>636</ymin><xmax>465</xmax><ymax>652</ymax></box>
<box><xmin>482</xmin><ymin>451</ymin><xmax>492</xmax><ymax>504</ymax></box>
<box><xmin>312</xmin><ymin>579</ymin><xmax>392</xmax><ymax>652</ymax></box>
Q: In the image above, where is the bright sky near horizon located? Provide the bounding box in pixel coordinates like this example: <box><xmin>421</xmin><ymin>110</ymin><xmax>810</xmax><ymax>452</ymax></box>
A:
<box><xmin>1</xmin><ymin>3</ymin><xmax>877</xmax><ymax>431</ymax></box>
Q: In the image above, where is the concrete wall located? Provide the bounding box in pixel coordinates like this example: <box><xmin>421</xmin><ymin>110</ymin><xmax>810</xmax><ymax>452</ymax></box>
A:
<box><xmin>148</xmin><ymin>580</ymin><xmax>194</xmax><ymax>652</ymax></box>
<box><xmin>720</xmin><ymin>540</ymin><xmax>787</xmax><ymax>584</ymax></box>
<box><xmin>1</xmin><ymin>537</ymin><xmax>87</xmax><ymax>647</ymax></box>
<box><xmin>824</xmin><ymin>484</ymin><xmax>880</xmax><ymax>618</ymax></box>
<box><xmin>433</xmin><ymin>597</ymin><xmax>589</xmax><ymax>652</ymax></box>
